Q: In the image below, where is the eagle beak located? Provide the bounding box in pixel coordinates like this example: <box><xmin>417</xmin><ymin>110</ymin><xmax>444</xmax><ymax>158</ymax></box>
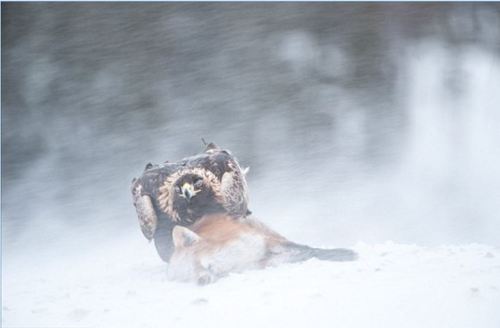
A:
<box><xmin>181</xmin><ymin>183</ymin><xmax>199</xmax><ymax>201</ymax></box>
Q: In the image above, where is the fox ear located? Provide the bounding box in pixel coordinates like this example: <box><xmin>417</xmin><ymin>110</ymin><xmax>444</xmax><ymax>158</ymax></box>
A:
<box><xmin>172</xmin><ymin>226</ymin><xmax>201</xmax><ymax>248</ymax></box>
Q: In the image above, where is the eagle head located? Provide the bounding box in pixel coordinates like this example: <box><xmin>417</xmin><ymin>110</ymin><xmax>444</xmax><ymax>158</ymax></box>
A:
<box><xmin>175</xmin><ymin>174</ymin><xmax>204</xmax><ymax>201</ymax></box>
<box><xmin>172</xmin><ymin>172</ymin><xmax>225</xmax><ymax>225</ymax></box>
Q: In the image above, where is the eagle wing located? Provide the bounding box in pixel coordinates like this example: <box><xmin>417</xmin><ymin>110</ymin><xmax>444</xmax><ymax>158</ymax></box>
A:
<box><xmin>131</xmin><ymin>178</ymin><xmax>158</xmax><ymax>240</ymax></box>
<box><xmin>131</xmin><ymin>163</ymin><xmax>180</xmax><ymax>240</ymax></box>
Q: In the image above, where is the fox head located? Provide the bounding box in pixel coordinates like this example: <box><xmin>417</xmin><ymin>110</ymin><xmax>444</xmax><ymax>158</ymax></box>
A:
<box><xmin>166</xmin><ymin>226</ymin><xmax>204</xmax><ymax>284</ymax></box>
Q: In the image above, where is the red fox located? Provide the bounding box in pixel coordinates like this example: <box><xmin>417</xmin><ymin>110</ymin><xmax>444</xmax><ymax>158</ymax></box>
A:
<box><xmin>167</xmin><ymin>213</ymin><xmax>357</xmax><ymax>284</ymax></box>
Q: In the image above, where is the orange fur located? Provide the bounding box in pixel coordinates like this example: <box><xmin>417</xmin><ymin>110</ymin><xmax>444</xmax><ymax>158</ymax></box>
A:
<box><xmin>189</xmin><ymin>214</ymin><xmax>286</xmax><ymax>247</ymax></box>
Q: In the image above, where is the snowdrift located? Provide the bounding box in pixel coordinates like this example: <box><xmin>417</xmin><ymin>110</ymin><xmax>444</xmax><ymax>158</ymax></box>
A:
<box><xmin>3</xmin><ymin>234</ymin><xmax>500</xmax><ymax>328</ymax></box>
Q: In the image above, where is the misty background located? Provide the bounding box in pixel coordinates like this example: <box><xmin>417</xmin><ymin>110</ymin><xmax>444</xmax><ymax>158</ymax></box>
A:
<box><xmin>2</xmin><ymin>3</ymin><xmax>500</xmax><ymax>257</ymax></box>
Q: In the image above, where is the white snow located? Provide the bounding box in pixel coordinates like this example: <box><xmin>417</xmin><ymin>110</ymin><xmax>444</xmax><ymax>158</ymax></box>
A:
<box><xmin>3</xmin><ymin>233</ymin><xmax>500</xmax><ymax>328</ymax></box>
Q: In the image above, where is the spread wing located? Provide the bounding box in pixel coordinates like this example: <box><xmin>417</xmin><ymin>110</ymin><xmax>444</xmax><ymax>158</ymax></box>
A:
<box><xmin>130</xmin><ymin>143</ymin><xmax>250</xmax><ymax>261</ymax></box>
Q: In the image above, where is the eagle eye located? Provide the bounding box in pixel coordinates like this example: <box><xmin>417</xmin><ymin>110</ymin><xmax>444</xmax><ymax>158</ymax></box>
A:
<box><xmin>174</xmin><ymin>185</ymin><xmax>182</xmax><ymax>194</ymax></box>
<box><xmin>193</xmin><ymin>178</ymin><xmax>204</xmax><ymax>188</ymax></box>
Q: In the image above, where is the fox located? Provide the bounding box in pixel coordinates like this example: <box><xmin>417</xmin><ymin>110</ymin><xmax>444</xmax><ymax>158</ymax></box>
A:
<box><xmin>167</xmin><ymin>213</ymin><xmax>357</xmax><ymax>284</ymax></box>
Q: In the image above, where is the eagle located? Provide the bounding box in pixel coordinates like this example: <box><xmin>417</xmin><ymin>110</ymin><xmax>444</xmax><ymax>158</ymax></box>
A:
<box><xmin>131</xmin><ymin>142</ymin><xmax>250</xmax><ymax>262</ymax></box>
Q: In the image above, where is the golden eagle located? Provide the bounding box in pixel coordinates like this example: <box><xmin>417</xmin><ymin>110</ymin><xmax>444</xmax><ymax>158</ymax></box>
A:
<box><xmin>131</xmin><ymin>142</ymin><xmax>250</xmax><ymax>262</ymax></box>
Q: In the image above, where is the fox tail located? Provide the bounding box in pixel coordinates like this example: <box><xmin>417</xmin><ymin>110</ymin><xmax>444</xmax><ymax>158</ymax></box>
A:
<box><xmin>279</xmin><ymin>242</ymin><xmax>358</xmax><ymax>263</ymax></box>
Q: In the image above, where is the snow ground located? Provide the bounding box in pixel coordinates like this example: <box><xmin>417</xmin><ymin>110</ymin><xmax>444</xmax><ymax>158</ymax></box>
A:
<box><xmin>3</xmin><ymin>233</ymin><xmax>500</xmax><ymax>328</ymax></box>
